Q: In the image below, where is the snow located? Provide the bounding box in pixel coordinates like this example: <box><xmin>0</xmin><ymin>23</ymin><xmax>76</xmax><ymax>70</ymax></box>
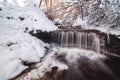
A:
<box><xmin>85</xmin><ymin>25</ymin><xmax>120</xmax><ymax>37</ymax></box>
<box><xmin>0</xmin><ymin>18</ymin><xmax>47</xmax><ymax>79</ymax></box>
<box><xmin>0</xmin><ymin>0</ymin><xmax>119</xmax><ymax>79</ymax></box>
<box><xmin>0</xmin><ymin>0</ymin><xmax>57</xmax><ymax>32</ymax></box>
<box><xmin>22</xmin><ymin>49</ymin><xmax>68</xmax><ymax>80</ymax></box>
<box><xmin>0</xmin><ymin>0</ymin><xmax>57</xmax><ymax>79</ymax></box>
<box><xmin>73</xmin><ymin>16</ymin><xmax>87</xmax><ymax>27</ymax></box>
<box><xmin>40</xmin><ymin>0</ymin><xmax>120</xmax><ymax>38</ymax></box>
<box><xmin>0</xmin><ymin>59</ymin><xmax>28</xmax><ymax>80</ymax></box>
<box><xmin>73</xmin><ymin>16</ymin><xmax>120</xmax><ymax>38</ymax></box>
<box><xmin>21</xmin><ymin>47</ymin><xmax>106</xmax><ymax>79</ymax></box>
<box><xmin>15</xmin><ymin>46</ymin><xmax>107</xmax><ymax>79</ymax></box>
<box><xmin>59</xmin><ymin>0</ymin><xmax>78</xmax><ymax>3</ymax></box>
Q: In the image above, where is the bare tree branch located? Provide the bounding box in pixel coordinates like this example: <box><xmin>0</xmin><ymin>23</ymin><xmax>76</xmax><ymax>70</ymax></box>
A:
<box><xmin>78</xmin><ymin>0</ymin><xmax>84</xmax><ymax>20</ymax></box>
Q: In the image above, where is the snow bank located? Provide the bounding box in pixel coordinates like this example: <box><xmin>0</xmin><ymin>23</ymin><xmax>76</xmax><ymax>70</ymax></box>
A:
<box><xmin>0</xmin><ymin>18</ymin><xmax>48</xmax><ymax>80</ymax></box>
<box><xmin>0</xmin><ymin>0</ymin><xmax>57</xmax><ymax>79</ymax></box>
<box><xmin>0</xmin><ymin>0</ymin><xmax>57</xmax><ymax>32</ymax></box>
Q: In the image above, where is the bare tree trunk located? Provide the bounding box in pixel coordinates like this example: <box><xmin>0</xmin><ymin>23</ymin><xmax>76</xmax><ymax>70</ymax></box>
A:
<box><xmin>78</xmin><ymin>0</ymin><xmax>84</xmax><ymax>20</ymax></box>
<box><xmin>80</xmin><ymin>5</ymin><xmax>83</xmax><ymax>20</ymax></box>
<box><xmin>39</xmin><ymin>0</ymin><xmax>42</xmax><ymax>7</ymax></box>
<box><xmin>50</xmin><ymin>0</ymin><xmax>52</xmax><ymax>8</ymax></box>
<box><xmin>44</xmin><ymin>0</ymin><xmax>52</xmax><ymax>10</ymax></box>
<box><xmin>45</xmin><ymin>0</ymin><xmax>48</xmax><ymax>10</ymax></box>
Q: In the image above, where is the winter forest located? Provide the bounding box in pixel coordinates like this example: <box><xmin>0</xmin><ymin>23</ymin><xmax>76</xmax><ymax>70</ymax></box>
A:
<box><xmin>0</xmin><ymin>0</ymin><xmax>120</xmax><ymax>80</ymax></box>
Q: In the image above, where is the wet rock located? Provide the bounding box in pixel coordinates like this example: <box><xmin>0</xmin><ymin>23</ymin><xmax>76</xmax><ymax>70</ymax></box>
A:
<box><xmin>6</xmin><ymin>17</ymin><xmax>10</xmax><ymax>19</ymax></box>
<box><xmin>19</xmin><ymin>16</ymin><xmax>25</xmax><ymax>21</ymax></box>
<box><xmin>0</xmin><ymin>8</ymin><xmax>2</xmax><ymax>11</ymax></box>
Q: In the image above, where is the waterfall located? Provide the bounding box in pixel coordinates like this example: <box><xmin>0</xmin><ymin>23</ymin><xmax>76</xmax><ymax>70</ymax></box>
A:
<box><xmin>52</xmin><ymin>31</ymin><xmax>100</xmax><ymax>53</ymax></box>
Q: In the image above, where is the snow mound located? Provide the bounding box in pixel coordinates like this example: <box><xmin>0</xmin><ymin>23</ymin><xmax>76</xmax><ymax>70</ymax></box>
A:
<box><xmin>0</xmin><ymin>0</ymin><xmax>57</xmax><ymax>32</ymax></box>
<box><xmin>0</xmin><ymin>19</ymin><xmax>47</xmax><ymax>79</ymax></box>
<box><xmin>0</xmin><ymin>0</ymin><xmax>57</xmax><ymax>79</ymax></box>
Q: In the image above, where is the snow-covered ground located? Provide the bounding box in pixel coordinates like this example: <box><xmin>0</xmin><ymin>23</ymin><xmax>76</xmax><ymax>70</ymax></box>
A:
<box><xmin>0</xmin><ymin>0</ymin><xmax>57</xmax><ymax>32</ymax></box>
<box><xmin>0</xmin><ymin>0</ymin><xmax>57</xmax><ymax>79</ymax></box>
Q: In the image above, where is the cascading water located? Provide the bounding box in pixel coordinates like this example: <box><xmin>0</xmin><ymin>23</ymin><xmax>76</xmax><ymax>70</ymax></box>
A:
<box><xmin>19</xmin><ymin>30</ymin><xmax>120</xmax><ymax>80</ymax></box>
<box><xmin>52</xmin><ymin>31</ymin><xmax>100</xmax><ymax>53</ymax></box>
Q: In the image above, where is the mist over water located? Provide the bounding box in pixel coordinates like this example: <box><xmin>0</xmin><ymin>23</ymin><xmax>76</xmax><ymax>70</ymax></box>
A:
<box><xmin>56</xmin><ymin>48</ymin><xmax>118</xmax><ymax>80</ymax></box>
